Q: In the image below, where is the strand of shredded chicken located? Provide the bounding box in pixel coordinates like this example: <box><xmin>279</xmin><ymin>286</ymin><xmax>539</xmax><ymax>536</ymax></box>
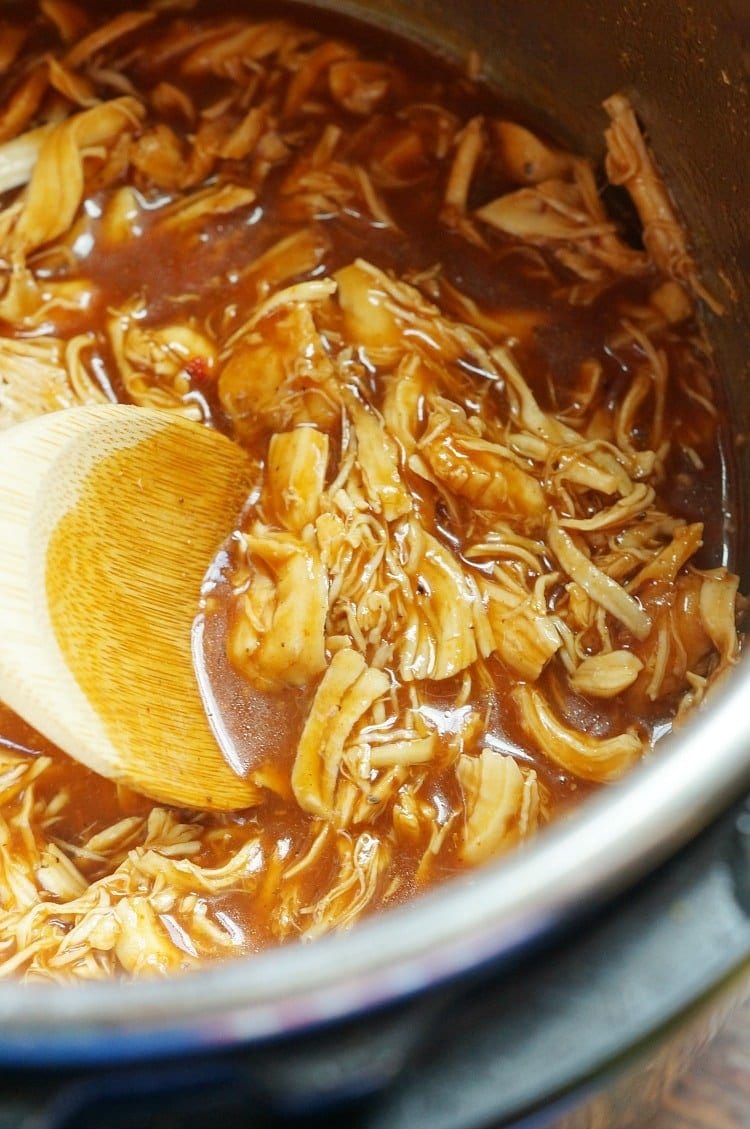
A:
<box><xmin>0</xmin><ymin>2</ymin><xmax>742</xmax><ymax>981</ymax></box>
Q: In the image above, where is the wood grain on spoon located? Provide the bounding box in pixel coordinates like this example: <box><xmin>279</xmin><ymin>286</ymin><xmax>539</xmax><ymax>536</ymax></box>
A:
<box><xmin>0</xmin><ymin>404</ymin><xmax>261</xmax><ymax>810</ymax></box>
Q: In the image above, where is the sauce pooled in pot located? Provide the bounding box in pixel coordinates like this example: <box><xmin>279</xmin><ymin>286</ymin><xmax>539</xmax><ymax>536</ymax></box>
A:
<box><xmin>0</xmin><ymin>1</ymin><xmax>742</xmax><ymax>979</ymax></box>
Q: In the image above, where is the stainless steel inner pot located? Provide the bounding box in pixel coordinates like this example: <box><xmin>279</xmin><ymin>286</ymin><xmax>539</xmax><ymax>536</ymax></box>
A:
<box><xmin>1</xmin><ymin>2</ymin><xmax>749</xmax><ymax>1127</ymax></box>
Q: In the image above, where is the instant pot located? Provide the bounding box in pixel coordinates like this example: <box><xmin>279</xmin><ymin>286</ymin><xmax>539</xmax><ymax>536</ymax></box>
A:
<box><xmin>1</xmin><ymin>1</ymin><xmax>749</xmax><ymax>1126</ymax></box>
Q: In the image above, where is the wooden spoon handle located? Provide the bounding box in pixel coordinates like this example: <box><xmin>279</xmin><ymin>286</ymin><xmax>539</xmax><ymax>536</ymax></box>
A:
<box><xmin>0</xmin><ymin>406</ymin><xmax>261</xmax><ymax>810</ymax></box>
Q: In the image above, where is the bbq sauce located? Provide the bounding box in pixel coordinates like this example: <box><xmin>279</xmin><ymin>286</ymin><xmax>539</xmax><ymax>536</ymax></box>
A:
<box><xmin>0</xmin><ymin>0</ymin><xmax>739</xmax><ymax>974</ymax></box>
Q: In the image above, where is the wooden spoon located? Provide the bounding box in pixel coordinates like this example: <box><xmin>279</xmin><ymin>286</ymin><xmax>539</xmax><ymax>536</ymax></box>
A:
<box><xmin>0</xmin><ymin>404</ymin><xmax>262</xmax><ymax>810</ymax></box>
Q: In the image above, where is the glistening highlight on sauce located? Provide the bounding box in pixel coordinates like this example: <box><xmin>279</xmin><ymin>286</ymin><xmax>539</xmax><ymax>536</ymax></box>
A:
<box><xmin>0</xmin><ymin>1</ymin><xmax>743</xmax><ymax>979</ymax></box>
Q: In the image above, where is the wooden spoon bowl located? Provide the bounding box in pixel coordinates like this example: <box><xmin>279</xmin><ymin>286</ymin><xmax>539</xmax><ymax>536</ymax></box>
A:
<box><xmin>0</xmin><ymin>405</ymin><xmax>261</xmax><ymax>810</ymax></box>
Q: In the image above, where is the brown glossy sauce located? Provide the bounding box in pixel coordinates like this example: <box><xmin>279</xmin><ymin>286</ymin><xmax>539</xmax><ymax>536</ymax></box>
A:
<box><xmin>0</xmin><ymin>1</ymin><xmax>740</xmax><ymax>977</ymax></box>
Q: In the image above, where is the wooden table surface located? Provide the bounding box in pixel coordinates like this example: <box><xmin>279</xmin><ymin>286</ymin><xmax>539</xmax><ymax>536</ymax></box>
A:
<box><xmin>642</xmin><ymin>1000</ymin><xmax>750</xmax><ymax>1129</ymax></box>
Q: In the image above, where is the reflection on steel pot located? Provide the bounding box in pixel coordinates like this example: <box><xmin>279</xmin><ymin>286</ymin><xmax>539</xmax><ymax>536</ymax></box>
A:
<box><xmin>0</xmin><ymin>0</ymin><xmax>748</xmax><ymax>1126</ymax></box>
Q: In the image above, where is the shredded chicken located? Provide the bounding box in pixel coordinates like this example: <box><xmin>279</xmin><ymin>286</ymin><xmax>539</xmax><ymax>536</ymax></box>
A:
<box><xmin>457</xmin><ymin>749</ymin><xmax>539</xmax><ymax>865</ymax></box>
<box><xmin>2</xmin><ymin>97</ymin><xmax>145</xmax><ymax>256</ymax></box>
<box><xmin>603</xmin><ymin>94</ymin><xmax>724</xmax><ymax>315</ymax></box>
<box><xmin>0</xmin><ymin>2</ymin><xmax>741</xmax><ymax>981</ymax></box>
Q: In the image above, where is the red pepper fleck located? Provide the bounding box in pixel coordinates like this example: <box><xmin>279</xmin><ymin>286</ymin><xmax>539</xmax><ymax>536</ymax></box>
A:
<box><xmin>185</xmin><ymin>356</ymin><xmax>209</xmax><ymax>381</ymax></box>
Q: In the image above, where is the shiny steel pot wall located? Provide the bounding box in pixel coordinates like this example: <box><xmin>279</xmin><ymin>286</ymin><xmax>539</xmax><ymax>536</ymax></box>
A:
<box><xmin>0</xmin><ymin>3</ymin><xmax>748</xmax><ymax>1127</ymax></box>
